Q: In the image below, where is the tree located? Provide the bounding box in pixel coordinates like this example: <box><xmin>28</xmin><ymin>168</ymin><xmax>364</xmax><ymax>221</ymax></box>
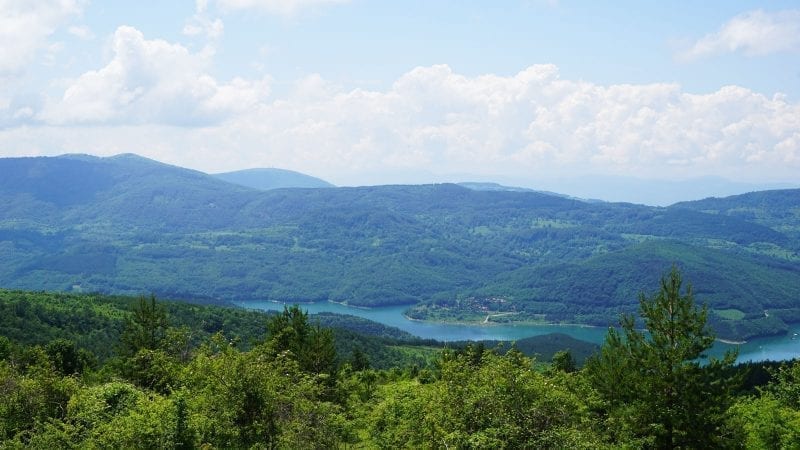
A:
<box><xmin>119</xmin><ymin>295</ymin><xmax>169</xmax><ymax>356</ymax></box>
<box><xmin>265</xmin><ymin>305</ymin><xmax>337</xmax><ymax>378</ymax></box>
<box><xmin>729</xmin><ymin>359</ymin><xmax>800</xmax><ymax>448</ymax></box>
<box><xmin>369</xmin><ymin>348</ymin><xmax>602</xmax><ymax>448</ymax></box>
<box><xmin>586</xmin><ymin>266</ymin><xmax>741</xmax><ymax>449</ymax></box>
<box><xmin>551</xmin><ymin>350</ymin><xmax>576</xmax><ymax>373</ymax></box>
<box><xmin>45</xmin><ymin>338</ymin><xmax>93</xmax><ymax>376</ymax></box>
<box><xmin>348</xmin><ymin>347</ymin><xmax>370</xmax><ymax>371</ymax></box>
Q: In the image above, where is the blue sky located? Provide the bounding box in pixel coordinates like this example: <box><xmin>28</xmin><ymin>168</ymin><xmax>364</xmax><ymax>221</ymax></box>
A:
<box><xmin>1</xmin><ymin>0</ymin><xmax>799</xmax><ymax>200</ymax></box>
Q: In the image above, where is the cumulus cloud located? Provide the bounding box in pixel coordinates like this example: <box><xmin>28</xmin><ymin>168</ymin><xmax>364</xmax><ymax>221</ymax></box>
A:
<box><xmin>14</xmin><ymin>64</ymin><xmax>800</xmax><ymax>184</ymax></box>
<box><xmin>0</xmin><ymin>0</ymin><xmax>84</xmax><ymax>75</ymax></box>
<box><xmin>679</xmin><ymin>9</ymin><xmax>800</xmax><ymax>61</ymax></box>
<box><xmin>40</xmin><ymin>26</ymin><xmax>269</xmax><ymax>125</ymax></box>
<box><xmin>215</xmin><ymin>0</ymin><xmax>351</xmax><ymax>16</ymax></box>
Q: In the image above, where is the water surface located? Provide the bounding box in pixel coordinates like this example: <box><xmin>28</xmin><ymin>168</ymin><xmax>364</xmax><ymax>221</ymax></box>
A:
<box><xmin>237</xmin><ymin>301</ymin><xmax>800</xmax><ymax>362</ymax></box>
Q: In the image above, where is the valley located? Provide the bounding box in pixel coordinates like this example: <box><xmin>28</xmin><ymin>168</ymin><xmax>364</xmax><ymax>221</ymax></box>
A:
<box><xmin>1</xmin><ymin>153</ymin><xmax>799</xmax><ymax>342</ymax></box>
<box><xmin>239</xmin><ymin>299</ymin><xmax>800</xmax><ymax>362</ymax></box>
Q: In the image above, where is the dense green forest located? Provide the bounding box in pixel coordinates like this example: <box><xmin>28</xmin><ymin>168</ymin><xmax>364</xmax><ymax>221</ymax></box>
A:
<box><xmin>1</xmin><ymin>272</ymin><xmax>799</xmax><ymax>448</ymax></box>
<box><xmin>1</xmin><ymin>154</ymin><xmax>799</xmax><ymax>341</ymax></box>
<box><xmin>0</xmin><ymin>289</ymin><xmax>600</xmax><ymax>369</ymax></box>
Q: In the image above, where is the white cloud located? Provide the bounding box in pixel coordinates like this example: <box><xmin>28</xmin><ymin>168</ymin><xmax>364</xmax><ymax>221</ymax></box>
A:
<box><xmin>183</xmin><ymin>16</ymin><xmax>224</xmax><ymax>39</ymax></box>
<box><xmin>184</xmin><ymin>0</ymin><xmax>224</xmax><ymax>39</ymax></box>
<box><xmin>40</xmin><ymin>26</ymin><xmax>269</xmax><ymax>125</ymax></box>
<box><xmin>10</xmin><ymin>64</ymin><xmax>800</xmax><ymax>185</ymax></box>
<box><xmin>679</xmin><ymin>9</ymin><xmax>800</xmax><ymax>61</ymax></box>
<box><xmin>0</xmin><ymin>0</ymin><xmax>84</xmax><ymax>75</ymax></box>
<box><xmin>215</xmin><ymin>0</ymin><xmax>350</xmax><ymax>16</ymax></box>
<box><xmin>68</xmin><ymin>25</ymin><xmax>94</xmax><ymax>40</ymax></box>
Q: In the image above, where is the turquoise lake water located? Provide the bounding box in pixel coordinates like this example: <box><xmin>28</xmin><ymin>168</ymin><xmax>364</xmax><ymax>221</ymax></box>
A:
<box><xmin>237</xmin><ymin>301</ymin><xmax>800</xmax><ymax>363</ymax></box>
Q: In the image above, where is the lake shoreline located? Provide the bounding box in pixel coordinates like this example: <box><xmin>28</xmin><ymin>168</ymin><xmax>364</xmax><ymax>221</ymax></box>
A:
<box><xmin>247</xmin><ymin>300</ymin><xmax>757</xmax><ymax>342</ymax></box>
<box><xmin>238</xmin><ymin>300</ymin><xmax>800</xmax><ymax>362</ymax></box>
<box><xmin>403</xmin><ymin>313</ymin><xmax>607</xmax><ymax>330</ymax></box>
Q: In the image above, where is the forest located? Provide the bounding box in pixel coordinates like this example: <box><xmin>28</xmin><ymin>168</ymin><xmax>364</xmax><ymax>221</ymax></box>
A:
<box><xmin>1</xmin><ymin>269</ymin><xmax>799</xmax><ymax>449</ymax></box>
<box><xmin>2</xmin><ymin>154</ymin><xmax>800</xmax><ymax>342</ymax></box>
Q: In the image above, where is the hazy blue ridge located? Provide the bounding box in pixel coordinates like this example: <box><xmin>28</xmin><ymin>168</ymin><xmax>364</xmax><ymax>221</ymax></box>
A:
<box><xmin>214</xmin><ymin>168</ymin><xmax>334</xmax><ymax>190</ymax></box>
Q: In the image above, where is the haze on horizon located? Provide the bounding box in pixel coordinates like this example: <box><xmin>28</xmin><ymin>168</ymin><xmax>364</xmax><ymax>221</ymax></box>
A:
<box><xmin>1</xmin><ymin>0</ymin><xmax>799</xmax><ymax>205</ymax></box>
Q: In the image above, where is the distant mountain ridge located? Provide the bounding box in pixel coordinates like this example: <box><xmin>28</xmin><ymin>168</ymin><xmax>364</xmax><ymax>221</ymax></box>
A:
<box><xmin>214</xmin><ymin>168</ymin><xmax>334</xmax><ymax>190</ymax></box>
<box><xmin>0</xmin><ymin>153</ymin><xmax>798</xmax><ymax>341</ymax></box>
<box><xmin>458</xmin><ymin>182</ymin><xmax>592</xmax><ymax>202</ymax></box>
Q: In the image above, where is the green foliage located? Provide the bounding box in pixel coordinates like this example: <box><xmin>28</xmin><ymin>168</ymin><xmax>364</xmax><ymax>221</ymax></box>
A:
<box><xmin>119</xmin><ymin>295</ymin><xmax>169</xmax><ymax>356</ymax></box>
<box><xmin>730</xmin><ymin>395</ymin><xmax>800</xmax><ymax>449</ymax></box>
<box><xmin>368</xmin><ymin>350</ymin><xmax>603</xmax><ymax>448</ymax></box>
<box><xmin>0</xmin><ymin>357</ymin><xmax>80</xmax><ymax>444</ymax></box>
<box><xmin>586</xmin><ymin>267</ymin><xmax>741</xmax><ymax>448</ymax></box>
<box><xmin>729</xmin><ymin>360</ymin><xmax>800</xmax><ymax>448</ymax></box>
<box><xmin>183</xmin><ymin>334</ymin><xmax>348</xmax><ymax>448</ymax></box>
<box><xmin>2</xmin><ymin>155</ymin><xmax>799</xmax><ymax>342</ymax></box>
<box><xmin>0</xmin><ymin>284</ymin><xmax>798</xmax><ymax>448</ymax></box>
<box><xmin>265</xmin><ymin>305</ymin><xmax>337</xmax><ymax>378</ymax></box>
<box><xmin>551</xmin><ymin>349</ymin><xmax>577</xmax><ymax>373</ymax></box>
<box><xmin>768</xmin><ymin>359</ymin><xmax>800</xmax><ymax>409</ymax></box>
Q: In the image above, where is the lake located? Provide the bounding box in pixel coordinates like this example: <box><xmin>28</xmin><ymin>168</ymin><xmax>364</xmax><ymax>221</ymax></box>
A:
<box><xmin>237</xmin><ymin>301</ymin><xmax>800</xmax><ymax>363</ymax></box>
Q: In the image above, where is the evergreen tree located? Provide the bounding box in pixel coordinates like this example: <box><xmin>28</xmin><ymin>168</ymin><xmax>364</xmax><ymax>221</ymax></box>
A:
<box><xmin>586</xmin><ymin>266</ymin><xmax>741</xmax><ymax>449</ymax></box>
<box><xmin>551</xmin><ymin>349</ymin><xmax>576</xmax><ymax>373</ymax></box>
<box><xmin>349</xmin><ymin>347</ymin><xmax>370</xmax><ymax>371</ymax></box>
<box><xmin>266</xmin><ymin>305</ymin><xmax>337</xmax><ymax>378</ymax></box>
<box><xmin>119</xmin><ymin>295</ymin><xmax>169</xmax><ymax>356</ymax></box>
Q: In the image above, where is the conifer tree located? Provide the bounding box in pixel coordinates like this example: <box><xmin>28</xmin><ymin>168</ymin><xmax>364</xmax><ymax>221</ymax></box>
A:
<box><xmin>119</xmin><ymin>295</ymin><xmax>169</xmax><ymax>356</ymax></box>
<box><xmin>586</xmin><ymin>266</ymin><xmax>741</xmax><ymax>449</ymax></box>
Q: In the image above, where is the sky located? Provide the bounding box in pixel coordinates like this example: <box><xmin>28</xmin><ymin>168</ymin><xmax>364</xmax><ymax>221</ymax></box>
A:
<box><xmin>1</xmin><ymin>0</ymin><xmax>799</xmax><ymax>201</ymax></box>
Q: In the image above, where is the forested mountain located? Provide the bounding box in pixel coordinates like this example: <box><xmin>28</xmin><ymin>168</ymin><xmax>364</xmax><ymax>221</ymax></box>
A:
<box><xmin>673</xmin><ymin>189</ymin><xmax>800</xmax><ymax>240</ymax></box>
<box><xmin>1</xmin><ymin>154</ymin><xmax>798</xmax><ymax>341</ymax></box>
<box><xmin>213</xmin><ymin>168</ymin><xmax>334</xmax><ymax>190</ymax></box>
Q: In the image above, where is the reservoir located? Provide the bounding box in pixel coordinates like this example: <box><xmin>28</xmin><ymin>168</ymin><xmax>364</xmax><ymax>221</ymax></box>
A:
<box><xmin>238</xmin><ymin>301</ymin><xmax>800</xmax><ymax>363</ymax></box>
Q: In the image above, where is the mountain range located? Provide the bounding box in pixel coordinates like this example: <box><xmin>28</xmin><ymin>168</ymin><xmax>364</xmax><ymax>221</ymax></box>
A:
<box><xmin>0</xmin><ymin>153</ymin><xmax>798</xmax><ymax>341</ymax></box>
<box><xmin>214</xmin><ymin>168</ymin><xmax>334</xmax><ymax>190</ymax></box>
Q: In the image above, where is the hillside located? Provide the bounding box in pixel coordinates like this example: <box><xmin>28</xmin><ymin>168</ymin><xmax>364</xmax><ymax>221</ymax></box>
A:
<box><xmin>213</xmin><ymin>168</ymin><xmax>334</xmax><ymax>190</ymax></box>
<box><xmin>0</xmin><ymin>289</ymin><xmax>596</xmax><ymax>368</ymax></box>
<box><xmin>0</xmin><ymin>154</ymin><xmax>798</xmax><ymax>340</ymax></box>
<box><xmin>673</xmin><ymin>189</ymin><xmax>800</xmax><ymax>241</ymax></box>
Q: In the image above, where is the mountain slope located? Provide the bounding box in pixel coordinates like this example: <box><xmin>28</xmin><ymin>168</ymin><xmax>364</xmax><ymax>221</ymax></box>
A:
<box><xmin>0</xmin><ymin>154</ymin><xmax>257</xmax><ymax>230</ymax></box>
<box><xmin>0</xmin><ymin>154</ymin><xmax>798</xmax><ymax>340</ymax></box>
<box><xmin>214</xmin><ymin>168</ymin><xmax>334</xmax><ymax>190</ymax></box>
<box><xmin>672</xmin><ymin>189</ymin><xmax>800</xmax><ymax>242</ymax></box>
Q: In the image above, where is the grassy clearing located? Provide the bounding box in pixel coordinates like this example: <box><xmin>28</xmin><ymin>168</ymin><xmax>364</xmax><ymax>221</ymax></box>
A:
<box><xmin>714</xmin><ymin>308</ymin><xmax>746</xmax><ymax>320</ymax></box>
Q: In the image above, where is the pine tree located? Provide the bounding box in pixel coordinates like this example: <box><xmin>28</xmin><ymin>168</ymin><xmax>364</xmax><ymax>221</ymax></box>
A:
<box><xmin>119</xmin><ymin>295</ymin><xmax>169</xmax><ymax>356</ymax></box>
<box><xmin>586</xmin><ymin>266</ymin><xmax>741</xmax><ymax>449</ymax></box>
<box><xmin>265</xmin><ymin>305</ymin><xmax>337</xmax><ymax>377</ymax></box>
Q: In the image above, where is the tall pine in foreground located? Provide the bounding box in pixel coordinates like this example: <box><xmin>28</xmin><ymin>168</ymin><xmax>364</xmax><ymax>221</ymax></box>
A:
<box><xmin>586</xmin><ymin>266</ymin><xmax>741</xmax><ymax>449</ymax></box>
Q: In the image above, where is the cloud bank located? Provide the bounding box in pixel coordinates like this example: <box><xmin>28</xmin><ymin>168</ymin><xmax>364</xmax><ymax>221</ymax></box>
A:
<box><xmin>0</xmin><ymin>0</ymin><xmax>84</xmax><ymax>75</ymax></box>
<box><xmin>41</xmin><ymin>26</ymin><xmax>269</xmax><ymax>125</ymax></box>
<box><xmin>215</xmin><ymin>0</ymin><xmax>351</xmax><ymax>16</ymax></box>
<box><xmin>2</xmin><ymin>26</ymin><xmax>799</xmax><ymax>185</ymax></box>
<box><xmin>679</xmin><ymin>9</ymin><xmax>800</xmax><ymax>61</ymax></box>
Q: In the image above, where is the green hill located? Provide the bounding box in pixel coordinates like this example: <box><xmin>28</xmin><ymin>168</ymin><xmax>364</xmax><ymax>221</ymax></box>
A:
<box><xmin>673</xmin><ymin>189</ymin><xmax>800</xmax><ymax>242</ymax></box>
<box><xmin>0</xmin><ymin>154</ymin><xmax>798</xmax><ymax>340</ymax></box>
<box><xmin>214</xmin><ymin>168</ymin><xmax>334</xmax><ymax>190</ymax></box>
